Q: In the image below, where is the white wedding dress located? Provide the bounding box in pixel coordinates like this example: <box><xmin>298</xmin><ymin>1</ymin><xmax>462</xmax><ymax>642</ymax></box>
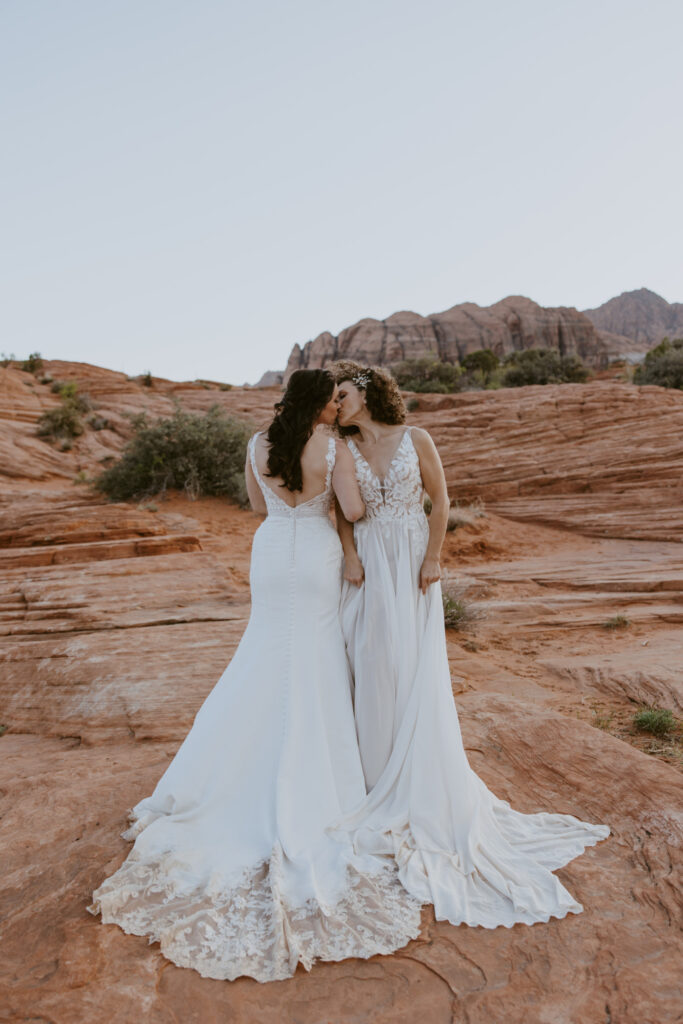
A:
<box><xmin>88</xmin><ymin>434</ymin><xmax>421</xmax><ymax>981</ymax></box>
<box><xmin>330</xmin><ymin>427</ymin><xmax>610</xmax><ymax>928</ymax></box>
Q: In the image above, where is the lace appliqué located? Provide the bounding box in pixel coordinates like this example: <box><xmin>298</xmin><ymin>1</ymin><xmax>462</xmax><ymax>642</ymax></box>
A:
<box><xmin>88</xmin><ymin>840</ymin><xmax>421</xmax><ymax>982</ymax></box>
<box><xmin>347</xmin><ymin>430</ymin><xmax>426</xmax><ymax>523</ymax></box>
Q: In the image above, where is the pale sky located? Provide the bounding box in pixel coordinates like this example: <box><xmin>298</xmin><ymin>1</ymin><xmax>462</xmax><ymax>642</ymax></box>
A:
<box><xmin>2</xmin><ymin>0</ymin><xmax>682</xmax><ymax>384</ymax></box>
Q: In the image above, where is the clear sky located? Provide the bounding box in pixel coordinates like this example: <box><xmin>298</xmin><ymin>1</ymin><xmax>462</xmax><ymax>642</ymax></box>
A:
<box><xmin>2</xmin><ymin>0</ymin><xmax>682</xmax><ymax>384</ymax></box>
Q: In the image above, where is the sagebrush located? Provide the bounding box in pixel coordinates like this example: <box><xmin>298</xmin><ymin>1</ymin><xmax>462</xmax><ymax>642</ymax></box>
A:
<box><xmin>96</xmin><ymin>405</ymin><xmax>252</xmax><ymax>503</ymax></box>
<box><xmin>36</xmin><ymin>382</ymin><xmax>92</xmax><ymax>441</ymax></box>
<box><xmin>633</xmin><ymin>337</ymin><xmax>683</xmax><ymax>390</ymax></box>
<box><xmin>502</xmin><ymin>348</ymin><xmax>588</xmax><ymax>387</ymax></box>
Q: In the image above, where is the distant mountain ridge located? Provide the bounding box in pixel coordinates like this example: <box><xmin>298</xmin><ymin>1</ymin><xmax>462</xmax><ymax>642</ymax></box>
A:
<box><xmin>257</xmin><ymin>289</ymin><xmax>679</xmax><ymax>385</ymax></box>
<box><xmin>582</xmin><ymin>288</ymin><xmax>683</xmax><ymax>346</ymax></box>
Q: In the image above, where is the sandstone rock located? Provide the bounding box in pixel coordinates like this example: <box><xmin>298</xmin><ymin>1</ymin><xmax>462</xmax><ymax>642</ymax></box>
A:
<box><xmin>584</xmin><ymin>287</ymin><xmax>683</xmax><ymax>348</ymax></box>
<box><xmin>285</xmin><ymin>295</ymin><xmax>617</xmax><ymax>379</ymax></box>
<box><xmin>410</xmin><ymin>381</ymin><xmax>683</xmax><ymax>542</ymax></box>
<box><xmin>2</xmin><ymin>361</ymin><xmax>682</xmax><ymax>1023</ymax></box>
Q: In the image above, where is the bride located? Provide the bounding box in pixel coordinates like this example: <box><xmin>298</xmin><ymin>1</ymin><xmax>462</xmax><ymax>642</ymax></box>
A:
<box><xmin>330</xmin><ymin>360</ymin><xmax>610</xmax><ymax>929</ymax></box>
<box><xmin>88</xmin><ymin>369</ymin><xmax>421</xmax><ymax>982</ymax></box>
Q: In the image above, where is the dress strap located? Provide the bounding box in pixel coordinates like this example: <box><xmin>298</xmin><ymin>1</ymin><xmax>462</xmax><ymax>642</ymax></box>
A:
<box><xmin>325</xmin><ymin>436</ymin><xmax>336</xmax><ymax>490</ymax></box>
<box><xmin>248</xmin><ymin>432</ymin><xmax>263</xmax><ymax>484</ymax></box>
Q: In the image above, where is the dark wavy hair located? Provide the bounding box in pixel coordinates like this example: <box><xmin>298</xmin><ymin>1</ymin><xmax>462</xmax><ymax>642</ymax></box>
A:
<box><xmin>329</xmin><ymin>360</ymin><xmax>406</xmax><ymax>435</ymax></box>
<box><xmin>265</xmin><ymin>369</ymin><xmax>335</xmax><ymax>491</ymax></box>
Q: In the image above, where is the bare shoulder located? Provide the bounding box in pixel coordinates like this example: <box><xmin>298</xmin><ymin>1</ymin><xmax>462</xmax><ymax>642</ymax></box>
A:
<box><xmin>409</xmin><ymin>426</ymin><xmax>437</xmax><ymax>452</ymax></box>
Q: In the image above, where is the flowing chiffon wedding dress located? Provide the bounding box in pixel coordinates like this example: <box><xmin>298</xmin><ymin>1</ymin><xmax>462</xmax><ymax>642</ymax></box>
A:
<box><xmin>330</xmin><ymin>427</ymin><xmax>610</xmax><ymax>928</ymax></box>
<box><xmin>88</xmin><ymin>434</ymin><xmax>421</xmax><ymax>981</ymax></box>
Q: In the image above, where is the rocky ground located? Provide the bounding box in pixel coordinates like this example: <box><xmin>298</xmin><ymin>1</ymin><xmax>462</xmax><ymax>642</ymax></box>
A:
<box><xmin>1</xmin><ymin>362</ymin><xmax>681</xmax><ymax>1024</ymax></box>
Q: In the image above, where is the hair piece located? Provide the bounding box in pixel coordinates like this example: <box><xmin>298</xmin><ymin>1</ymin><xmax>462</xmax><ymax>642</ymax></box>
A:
<box><xmin>329</xmin><ymin>360</ymin><xmax>406</xmax><ymax>434</ymax></box>
<box><xmin>265</xmin><ymin>369</ymin><xmax>335</xmax><ymax>491</ymax></box>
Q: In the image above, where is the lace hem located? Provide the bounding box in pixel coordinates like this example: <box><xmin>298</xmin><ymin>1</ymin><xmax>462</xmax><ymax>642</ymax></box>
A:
<box><xmin>88</xmin><ymin>843</ymin><xmax>422</xmax><ymax>982</ymax></box>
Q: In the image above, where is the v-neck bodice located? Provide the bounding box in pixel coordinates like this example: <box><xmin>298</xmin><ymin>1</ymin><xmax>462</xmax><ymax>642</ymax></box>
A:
<box><xmin>347</xmin><ymin>429</ymin><xmax>425</xmax><ymax>521</ymax></box>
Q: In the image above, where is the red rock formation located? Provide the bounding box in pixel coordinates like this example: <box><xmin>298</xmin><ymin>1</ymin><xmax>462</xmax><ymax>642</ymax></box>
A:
<box><xmin>1</xmin><ymin>361</ymin><xmax>682</xmax><ymax>1023</ymax></box>
<box><xmin>411</xmin><ymin>381</ymin><xmax>683</xmax><ymax>542</ymax></box>
<box><xmin>584</xmin><ymin>287</ymin><xmax>683</xmax><ymax>347</ymax></box>
<box><xmin>285</xmin><ymin>295</ymin><xmax>628</xmax><ymax>380</ymax></box>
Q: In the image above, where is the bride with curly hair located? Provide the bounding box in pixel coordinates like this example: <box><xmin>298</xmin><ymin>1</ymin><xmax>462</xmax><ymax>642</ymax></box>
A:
<box><xmin>329</xmin><ymin>359</ymin><xmax>610</xmax><ymax>930</ymax></box>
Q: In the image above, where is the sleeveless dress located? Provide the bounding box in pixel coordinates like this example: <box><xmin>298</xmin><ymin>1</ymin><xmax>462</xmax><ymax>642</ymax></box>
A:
<box><xmin>330</xmin><ymin>427</ymin><xmax>610</xmax><ymax>929</ymax></box>
<box><xmin>88</xmin><ymin>433</ymin><xmax>420</xmax><ymax>981</ymax></box>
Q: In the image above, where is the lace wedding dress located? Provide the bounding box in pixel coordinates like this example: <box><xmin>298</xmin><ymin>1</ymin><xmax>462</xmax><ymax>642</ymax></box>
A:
<box><xmin>88</xmin><ymin>434</ymin><xmax>421</xmax><ymax>981</ymax></box>
<box><xmin>330</xmin><ymin>427</ymin><xmax>610</xmax><ymax>928</ymax></box>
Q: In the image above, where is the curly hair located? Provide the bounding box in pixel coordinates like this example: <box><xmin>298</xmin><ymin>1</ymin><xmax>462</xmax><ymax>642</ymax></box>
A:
<box><xmin>265</xmin><ymin>369</ymin><xmax>335</xmax><ymax>491</ymax></box>
<box><xmin>329</xmin><ymin>360</ymin><xmax>406</xmax><ymax>434</ymax></box>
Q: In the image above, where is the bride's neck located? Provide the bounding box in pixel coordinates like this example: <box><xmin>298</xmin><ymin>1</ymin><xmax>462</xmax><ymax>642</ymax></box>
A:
<box><xmin>351</xmin><ymin>415</ymin><xmax>385</xmax><ymax>445</ymax></box>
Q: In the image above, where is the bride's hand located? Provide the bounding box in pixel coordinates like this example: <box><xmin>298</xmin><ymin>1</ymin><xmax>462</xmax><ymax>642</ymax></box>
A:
<box><xmin>343</xmin><ymin>555</ymin><xmax>365</xmax><ymax>587</ymax></box>
<box><xmin>419</xmin><ymin>557</ymin><xmax>441</xmax><ymax>594</ymax></box>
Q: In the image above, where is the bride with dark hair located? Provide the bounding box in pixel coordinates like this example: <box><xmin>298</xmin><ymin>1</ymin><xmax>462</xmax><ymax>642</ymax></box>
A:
<box><xmin>88</xmin><ymin>368</ymin><xmax>421</xmax><ymax>982</ymax></box>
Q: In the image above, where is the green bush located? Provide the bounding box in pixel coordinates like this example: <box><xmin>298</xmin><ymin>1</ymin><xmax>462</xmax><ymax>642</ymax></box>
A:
<box><xmin>633</xmin><ymin>337</ymin><xmax>683</xmax><ymax>390</ymax></box>
<box><xmin>502</xmin><ymin>348</ymin><xmax>588</xmax><ymax>387</ymax></box>
<box><xmin>1</xmin><ymin>353</ymin><xmax>15</xmax><ymax>368</ymax></box>
<box><xmin>22</xmin><ymin>352</ymin><xmax>43</xmax><ymax>373</ymax></box>
<box><xmin>461</xmin><ymin>349</ymin><xmax>500</xmax><ymax>385</ymax></box>
<box><xmin>442</xmin><ymin>586</ymin><xmax>475</xmax><ymax>630</ymax></box>
<box><xmin>37</xmin><ymin>402</ymin><xmax>84</xmax><ymax>441</ymax></box>
<box><xmin>602</xmin><ymin>615</ymin><xmax>630</xmax><ymax>630</ymax></box>
<box><xmin>57</xmin><ymin>381</ymin><xmax>93</xmax><ymax>413</ymax></box>
<box><xmin>88</xmin><ymin>414</ymin><xmax>109</xmax><ymax>431</ymax></box>
<box><xmin>36</xmin><ymin>383</ymin><xmax>93</xmax><ymax>441</ymax></box>
<box><xmin>406</xmin><ymin>397</ymin><xmax>420</xmax><ymax>412</ymax></box>
<box><xmin>392</xmin><ymin>357</ymin><xmax>462</xmax><ymax>394</ymax></box>
<box><xmin>633</xmin><ymin>708</ymin><xmax>676</xmax><ymax>736</ymax></box>
<box><xmin>96</xmin><ymin>405</ymin><xmax>252</xmax><ymax>503</ymax></box>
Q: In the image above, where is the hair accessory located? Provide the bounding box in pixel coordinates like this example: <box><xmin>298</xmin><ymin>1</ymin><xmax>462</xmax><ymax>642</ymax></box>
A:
<box><xmin>352</xmin><ymin>371</ymin><xmax>371</xmax><ymax>389</ymax></box>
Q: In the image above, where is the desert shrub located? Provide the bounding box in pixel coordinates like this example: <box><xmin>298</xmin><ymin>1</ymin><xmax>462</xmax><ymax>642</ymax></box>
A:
<box><xmin>0</xmin><ymin>724</ymin><xmax>7</xmax><ymax>738</ymax></box>
<box><xmin>502</xmin><ymin>349</ymin><xmax>588</xmax><ymax>387</ymax></box>
<box><xmin>57</xmin><ymin>381</ymin><xmax>92</xmax><ymax>413</ymax></box>
<box><xmin>37</xmin><ymin>402</ymin><xmax>84</xmax><ymax>440</ymax></box>
<box><xmin>442</xmin><ymin>585</ymin><xmax>476</xmax><ymax>630</ymax></box>
<box><xmin>461</xmin><ymin>349</ymin><xmax>500</xmax><ymax>386</ymax></box>
<box><xmin>96</xmin><ymin>405</ymin><xmax>252</xmax><ymax>503</ymax></box>
<box><xmin>392</xmin><ymin>357</ymin><xmax>461</xmax><ymax>394</ymax></box>
<box><xmin>446</xmin><ymin>498</ymin><xmax>486</xmax><ymax>530</ymax></box>
<box><xmin>1</xmin><ymin>353</ymin><xmax>15</xmax><ymax>368</ymax></box>
<box><xmin>87</xmin><ymin>414</ymin><xmax>109</xmax><ymax>431</ymax></box>
<box><xmin>21</xmin><ymin>352</ymin><xmax>43</xmax><ymax>373</ymax></box>
<box><xmin>592</xmin><ymin>711</ymin><xmax>614</xmax><ymax>731</ymax></box>
<box><xmin>142</xmin><ymin>370</ymin><xmax>153</xmax><ymax>387</ymax></box>
<box><xmin>633</xmin><ymin>708</ymin><xmax>676</xmax><ymax>736</ymax></box>
<box><xmin>423</xmin><ymin>495</ymin><xmax>432</xmax><ymax>515</ymax></box>
<box><xmin>602</xmin><ymin>615</ymin><xmax>629</xmax><ymax>630</ymax></box>
<box><xmin>406</xmin><ymin>397</ymin><xmax>420</xmax><ymax>412</ymax></box>
<box><xmin>633</xmin><ymin>337</ymin><xmax>683</xmax><ymax>390</ymax></box>
<box><xmin>36</xmin><ymin>383</ymin><xmax>93</xmax><ymax>441</ymax></box>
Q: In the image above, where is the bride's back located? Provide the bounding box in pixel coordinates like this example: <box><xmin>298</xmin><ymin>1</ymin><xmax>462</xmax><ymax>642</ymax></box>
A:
<box><xmin>253</xmin><ymin>429</ymin><xmax>333</xmax><ymax>508</ymax></box>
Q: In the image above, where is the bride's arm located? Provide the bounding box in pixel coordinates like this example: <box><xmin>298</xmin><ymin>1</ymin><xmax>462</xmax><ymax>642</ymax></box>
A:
<box><xmin>332</xmin><ymin>442</ymin><xmax>365</xmax><ymax>522</ymax></box>
<box><xmin>411</xmin><ymin>427</ymin><xmax>449</xmax><ymax>593</ymax></box>
<box><xmin>335</xmin><ymin>500</ymin><xmax>364</xmax><ymax>586</ymax></box>
<box><xmin>332</xmin><ymin>442</ymin><xmax>365</xmax><ymax>586</ymax></box>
